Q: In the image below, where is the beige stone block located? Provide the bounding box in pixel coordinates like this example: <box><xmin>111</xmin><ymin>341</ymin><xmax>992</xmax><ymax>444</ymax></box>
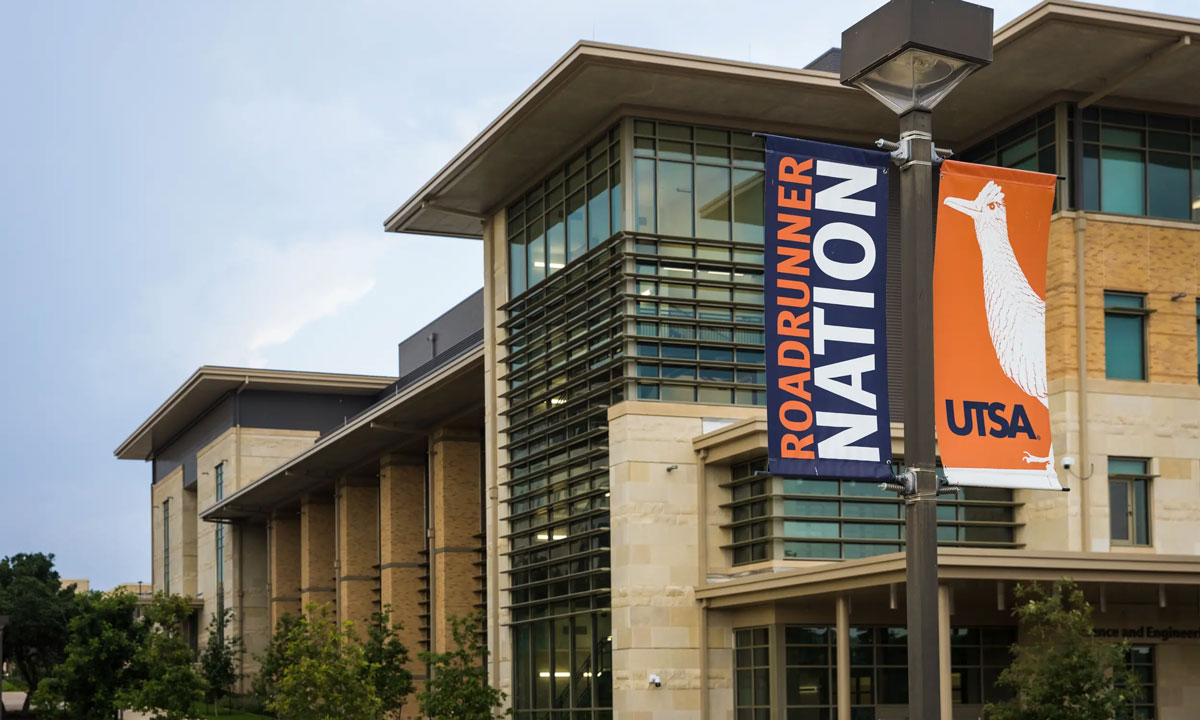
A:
<box><xmin>300</xmin><ymin>494</ymin><xmax>337</xmax><ymax>611</ymax></box>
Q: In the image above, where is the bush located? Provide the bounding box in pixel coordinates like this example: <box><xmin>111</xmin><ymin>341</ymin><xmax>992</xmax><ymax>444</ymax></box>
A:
<box><xmin>418</xmin><ymin>613</ymin><xmax>508</xmax><ymax>720</ymax></box>
<box><xmin>266</xmin><ymin>604</ymin><xmax>379</xmax><ymax>720</ymax></box>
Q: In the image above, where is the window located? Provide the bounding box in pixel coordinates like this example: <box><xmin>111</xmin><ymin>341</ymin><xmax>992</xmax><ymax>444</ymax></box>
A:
<box><xmin>1109</xmin><ymin>458</ymin><xmax>1151</xmax><ymax>546</ymax></box>
<box><xmin>782</xmin><ymin>625</ymin><xmax>1014</xmax><ymax>717</ymax></box>
<box><xmin>1124</xmin><ymin>645</ymin><xmax>1155</xmax><ymax>719</ymax></box>
<box><xmin>510</xmin><ymin>614</ymin><xmax>611</xmax><ymax>719</ymax></box>
<box><xmin>725</xmin><ymin>459</ymin><xmax>1020</xmax><ymax>564</ymax></box>
<box><xmin>962</xmin><ymin>109</ymin><xmax>1057</xmax><ymax>174</ymax></box>
<box><xmin>632</xmin><ymin>120</ymin><xmax>765</xmax><ymax>243</ymax></box>
<box><xmin>1195</xmin><ymin>300</ymin><xmax>1199</xmax><ymax>383</ymax></box>
<box><xmin>215</xmin><ymin>463</ymin><xmax>225</xmax><ymax>590</ymax></box>
<box><xmin>162</xmin><ymin>498</ymin><xmax>170</xmax><ymax>595</ymax></box>
<box><xmin>962</xmin><ymin>109</ymin><xmax>1060</xmax><ymax>210</ymax></box>
<box><xmin>1104</xmin><ymin>292</ymin><xmax>1148</xmax><ymax>380</ymax></box>
<box><xmin>507</xmin><ymin>125</ymin><xmax>622</xmax><ymax>298</ymax></box>
<box><xmin>734</xmin><ymin>628</ymin><xmax>771</xmax><ymax>720</ymax></box>
<box><xmin>785</xmin><ymin>626</ymin><xmax>840</xmax><ymax>718</ymax></box>
<box><xmin>630</xmin><ymin>236</ymin><xmax>766</xmax><ymax>408</ymax></box>
<box><xmin>1074</xmin><ymin>107</ymin><xmax>1200</xmax><ymax>220</ymax></box>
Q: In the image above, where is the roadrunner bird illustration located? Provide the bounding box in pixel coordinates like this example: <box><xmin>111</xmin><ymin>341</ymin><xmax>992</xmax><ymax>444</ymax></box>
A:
<box><xmin>943</xmin><ymin>181</ymin><xmax>1054</xmax><ymax>471</ymax></box>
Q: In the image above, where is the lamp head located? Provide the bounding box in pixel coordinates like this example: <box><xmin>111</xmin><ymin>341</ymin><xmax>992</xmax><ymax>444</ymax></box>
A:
<box><xmin>840</xmin><ymin>0</ymin><xmax>994</xmax><ymax>114</ymax></box>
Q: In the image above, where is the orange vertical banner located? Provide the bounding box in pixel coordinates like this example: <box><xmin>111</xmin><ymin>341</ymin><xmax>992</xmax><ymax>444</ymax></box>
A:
<box><xmin>934</xmin><ymin>160</ymin><xmax>1062</xmax><ymax>491</ymax></box>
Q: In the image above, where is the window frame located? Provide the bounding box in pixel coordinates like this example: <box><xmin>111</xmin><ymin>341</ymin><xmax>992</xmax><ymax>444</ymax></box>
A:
<box><xmin>1103</xmin><ymin>291</ymin><xmax>1152</xmax><ymax>381</ymax></box>
<box><xmin>1109</xmin><ymin>457</ymin><xmax>1153</xmax><ymax>547</ymax></box>
<box><xmin>162</xmin><ymin>498</ymin><xmax>171</xmax><ymax>595</ymax></box>
<box><xmin>1075</xmin><ymin>106</ymin><xmax>1200</xmax><ymax>222</ymax></box>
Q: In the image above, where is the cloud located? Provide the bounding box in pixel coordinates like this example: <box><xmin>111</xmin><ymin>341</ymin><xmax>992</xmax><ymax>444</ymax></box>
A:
<box><xmin>129</xmin><ymin>229</ymin><xmax>391</xmax><ymax>372</ymax></box>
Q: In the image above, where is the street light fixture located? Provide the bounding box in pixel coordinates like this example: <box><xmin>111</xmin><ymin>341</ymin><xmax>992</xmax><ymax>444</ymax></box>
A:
<box><xmin>841</xmin><ymin>0</ymin><xmax>993</xmax><ymax>114</ymax></box>
<box><xmin>840</xmin><ymin>2</ymin><xmax>993</xmax><ymax>720</ymax></box>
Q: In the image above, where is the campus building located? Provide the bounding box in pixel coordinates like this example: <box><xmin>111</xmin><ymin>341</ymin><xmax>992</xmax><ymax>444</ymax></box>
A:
<box><xmin>119</xmin><ymin>1</ymin><xmax>1200</xmax><ymax>717</ymax></box>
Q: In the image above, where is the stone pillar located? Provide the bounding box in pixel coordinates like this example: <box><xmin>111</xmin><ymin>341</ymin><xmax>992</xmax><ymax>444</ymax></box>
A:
<box><xmin>939</xmin><ymin>584</ymin><xmax>953</xmax><ymax>720</ymax></box>
<box><xmin>380</xmin><ymin>456</ymin><xmax>428</xmax><ymax>716</ymax></box>
<box><xmin>429</xmin><ymin>429</ymin><xmax>482</xmax><ymax>652</ymax></box>
<box><xmin>235</xmin><ymin>522</ymin><xmax>270</xmax><ymax>691</ymax></box>
<box><xmin>299</xmin><ymin>493</ymin><xmax>336</xmax><ymax>611</ymax></box>
<box><xmin>836</xmin><ymin>595</ymin><xmax>850</xmax><ymax>720</ymax></box>
<box><xmin>269</xmin><ymin>509</ymin><xmax>302</xmax><ymax>628</ymax></box>
<box><xmin>337</xmin><ymin>477</ymin><xmax>380</xmax><ymax>633</ymax></box>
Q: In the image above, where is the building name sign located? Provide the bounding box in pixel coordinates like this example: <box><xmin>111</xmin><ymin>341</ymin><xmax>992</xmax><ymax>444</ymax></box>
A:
<box><xmin>1094</xmin><ymin>626</ymin><xmax>1200</xmax><ymax>642</ymax></box>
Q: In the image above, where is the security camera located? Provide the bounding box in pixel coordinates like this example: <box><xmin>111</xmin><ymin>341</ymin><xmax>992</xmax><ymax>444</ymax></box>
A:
<box><xmin>1061</xmin><ymin>456</ymin><xmax>1076</xmax><ymax>470</ymax></box>
<box><xmin>648</xmin><ymin>674</ymin><xmax>662</xmax><ymax>688</ymax></box>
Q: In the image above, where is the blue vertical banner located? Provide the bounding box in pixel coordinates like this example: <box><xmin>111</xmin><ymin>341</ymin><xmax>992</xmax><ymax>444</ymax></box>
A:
<box><xmin>764</xmin><ymin>136</ymin><xmax>893</xmax><ymax>479</ymax></box>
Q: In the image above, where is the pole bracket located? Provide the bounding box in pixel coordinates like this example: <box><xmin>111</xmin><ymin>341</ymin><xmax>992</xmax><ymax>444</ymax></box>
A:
<box><xmin>875</xmin><ymin>136</ymin><xmax>954</xmax><ymax>167</ymax></box>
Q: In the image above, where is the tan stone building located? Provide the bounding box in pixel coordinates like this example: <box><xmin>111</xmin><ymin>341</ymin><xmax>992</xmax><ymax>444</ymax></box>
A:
<box><xmin>123</xmin><ymin>1</ymin><xmax>1200</xmax><ymax>717</ymax></box>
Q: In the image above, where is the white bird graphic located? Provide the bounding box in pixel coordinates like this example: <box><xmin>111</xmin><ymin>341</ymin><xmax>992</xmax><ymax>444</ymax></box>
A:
<box><xmin>943</xmin><ymin>181</ymin><xmax>1054</xmax><ymax>473</ymax></box>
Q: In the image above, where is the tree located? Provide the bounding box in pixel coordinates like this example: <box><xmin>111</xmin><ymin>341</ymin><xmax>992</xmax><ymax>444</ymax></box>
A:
<box><xmin>418</xmin><ymin>613</ymin><xmax>508</xmax><ymax>720</ymax></box>
<box><xmin>199</xmin><ymin>607</ymin><xmax>243</xmax><ymax>714</ymax></box>
<box><xmin>0</xmin><ymin>553</ymin><xmax>77</xmax><ymax>712</ymax></box>
<box><xmin>119</xmin><ymin>592</ymin><xmax>205</xmax><ymax>720</ymax></box>
<box><xmin>33</xmin><ymin>591</ymin><xmax>146</xmax><ymax>720</ymax></box>
<box><xmin>267</xmin><ymin>603</ymin><xmax>380</xmax><ymax>720</ymax></box>
<box><xmin>363</xmin><ymin>606</ymin><xmax>414</xmax><ymax>719</ymax></box>
<box><xmin>984</xmin><ymin>579</ymin><xmax>1142</xmax><ymax>720</ymax></box>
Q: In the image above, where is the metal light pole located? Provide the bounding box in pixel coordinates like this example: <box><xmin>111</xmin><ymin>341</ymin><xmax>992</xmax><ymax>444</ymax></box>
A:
<box><xmin>0</xmin><ymin>614</ymin><xmax>10</xmax><ymax>720</ymax></box>
<box><xmin>839</xmin><ymin>1</ymin><xmax>993</xmax><ymax>718</ymax></box>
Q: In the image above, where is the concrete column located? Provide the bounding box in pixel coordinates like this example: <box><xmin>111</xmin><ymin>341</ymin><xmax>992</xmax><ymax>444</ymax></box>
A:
<box><xmin>380</xmin><ymin>456</ymin><xmax>428</xmax><ymax>716</ymax></box>
<box><xmin>938</xmin><ymin>584</ymin><xmax>952</xmax><ymax>720</ymax></box>
<box><xmin>836</xmin><ymin>595</ymin><xmax>850</xmax><ymax>720</ymax></box>
<box><xmin>299</xmin><ymin>493</ymin><xmax>336</xmax><ymax>611</ymax></box>
<box><xmin>235</xmin><ymin>522</ymin><xmax>270</xmax><ymax>691</ymax></box>
<box><xmin>429</xmin><ymin>429</ymin><xmax>482</xmax><ymax>651</ymax></box>
<box><xmin>337</xmin><ymin>477</ymin><xmax>380</xmax><ymax>633</ymax></box>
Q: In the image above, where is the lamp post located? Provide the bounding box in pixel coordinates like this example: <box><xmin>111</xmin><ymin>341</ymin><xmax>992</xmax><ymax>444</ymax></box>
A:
<box><xmin>0</xmin><ymin>614</ymin><xmax>9</xmax><ymax>720</ymax></box>
<box><xmin>840</xmin><ymin>2</ymin><xmax>993</xmax><ymax>718</ymax></box>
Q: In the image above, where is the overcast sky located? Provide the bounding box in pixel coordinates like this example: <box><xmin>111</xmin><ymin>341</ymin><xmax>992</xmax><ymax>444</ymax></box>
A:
<box><xmin>1</xmin><ymin>0</ymin><xmax>1193</xmax><ymax>590</ymax></box>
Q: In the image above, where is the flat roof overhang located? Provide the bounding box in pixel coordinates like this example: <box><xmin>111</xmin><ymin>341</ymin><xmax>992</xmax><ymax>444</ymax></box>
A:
<box><xmin>385</xmin><ymin>0</ymin><xmax>1200</xmax><ymax>239</ymax></box>
<box><xmin>115</xmin><ymin>366</ymin><xmax>396</xmax><ymax>461</ymax></box>
<box><xmin>200</xmin><ymin>345</ymin><xmax>484</xmax><ymax>522</ymax></box>
<box><xmin>695</xmin><ymin>548</ymin><xmax>1200</xmax><ymax>609</ymax></box>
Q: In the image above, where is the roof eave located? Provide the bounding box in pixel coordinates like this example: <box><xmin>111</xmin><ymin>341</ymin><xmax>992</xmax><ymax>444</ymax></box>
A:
<box><xmin>114</xmin><ymin>366</ymin><xmax>396</xmax><ymax>461</ymax></box>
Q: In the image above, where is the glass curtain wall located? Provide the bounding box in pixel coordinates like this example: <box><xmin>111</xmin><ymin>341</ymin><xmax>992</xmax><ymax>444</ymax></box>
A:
<box><xmin>508</xmin><ymin>127</ymin><xmax>623</xmax><ymax>299</ymax></box>
<box><xmin>504</xmin><ymin>130</ymin><xmax>625</xmax><ymax>715</ymax></box>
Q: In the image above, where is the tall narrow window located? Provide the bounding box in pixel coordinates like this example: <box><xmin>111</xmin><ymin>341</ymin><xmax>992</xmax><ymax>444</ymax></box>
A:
<box><xmin>1104</xmin><ymin>292</ymin><xmax>1148</xmax><ymax>380</ymax></box>
<box><xmin>1109</xmin><ymin>457</ymin><xmax>1151</xmax><ymax>546</ymax></box>
<box><xmin>1126</xmin><ymin>645</ymin><xmax>1156</xmax><ymax>718</ymax></box>
<box><xmin>215</xmin><ymin>462</ymin><xmax>225</xmax><ymax>591</ymax></box>
<box><xmin>734</xmin><ymin>628</ymin><xmax>771</xmax><ymax>719</ymax></box>
<box><xmin>162</xmin><ymin>498</ymin><xmax>171</xmax><ymax>595</ymax></box>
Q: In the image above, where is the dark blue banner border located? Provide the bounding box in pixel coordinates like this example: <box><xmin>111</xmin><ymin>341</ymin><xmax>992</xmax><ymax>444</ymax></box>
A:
<box><xmin>764</xmin><ymin>135</ymin><xmax>893</xmax><ymax>480</ymax></box>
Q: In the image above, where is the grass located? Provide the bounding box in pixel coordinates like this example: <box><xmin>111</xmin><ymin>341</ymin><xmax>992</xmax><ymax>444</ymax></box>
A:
<box><xmin>2</xmin><ymin>678</ymin><xmax>28</xmax><ymax>692</ymax></box>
